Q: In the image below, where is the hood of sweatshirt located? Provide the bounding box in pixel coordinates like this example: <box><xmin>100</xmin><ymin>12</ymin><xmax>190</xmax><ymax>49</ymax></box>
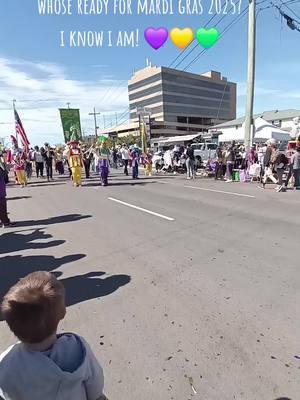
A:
<box><xmin>0</xmin><ymin>333</ymin><xmax>104</xmax><ymax>400</ymax></box>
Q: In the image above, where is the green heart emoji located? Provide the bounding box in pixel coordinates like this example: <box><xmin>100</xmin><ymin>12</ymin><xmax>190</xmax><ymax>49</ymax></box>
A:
<box><xmin>196</xmin><ymin>28</ymin><xmax>219</xmax><ymax>49</ymax></box>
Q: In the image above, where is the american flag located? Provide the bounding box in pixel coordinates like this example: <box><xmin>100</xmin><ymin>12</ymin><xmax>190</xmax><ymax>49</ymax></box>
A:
<box><xmin>15</xmin><ymin>109</ymin><xmax>30</xmax><ymax>153</ymax></box>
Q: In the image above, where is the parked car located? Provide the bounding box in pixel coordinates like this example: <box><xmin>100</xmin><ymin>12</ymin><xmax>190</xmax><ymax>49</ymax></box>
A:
<box><xmin>191</xmin><ymin>142</ymin><xmax>218</xmax><ymax>163</ymax></box>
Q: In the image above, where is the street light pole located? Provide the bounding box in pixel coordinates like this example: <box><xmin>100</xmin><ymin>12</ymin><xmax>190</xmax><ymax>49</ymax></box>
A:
<box><xmin>244</xmin><ymin>0</ymin><xmax>256</xmax><ymax>149</ymax></box>
<box><xmin>89</xmin><ymin>107</ymin><xmax>100</xmax><ymax>138</ymax></box>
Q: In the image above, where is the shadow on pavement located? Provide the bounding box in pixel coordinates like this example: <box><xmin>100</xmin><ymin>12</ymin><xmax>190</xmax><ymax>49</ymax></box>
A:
<box><xmin>7</xmin><ymin>196</ymin><xmax>32</xmax><ymax>201</ymax></box>
<box><xmin>0</xmin><ymin>253</ymin><xmax>86</xmax><ymax>310</ymax></box>
<box><xmin>84</xmin><ymin>181</ymin><xmax>156</xmax><ymax>187</ymax></box>
<box><xmin>53</xmin><ymin>271</ymin><xmax>131</xmax><ymax>307</ymax></box>
<box><xmin>14</xmin><ymin>213</ymin><xmax>91</xmax><ymax>228</ymax></box>
<box><xmin>273</xmin><ymin>398</ymin><xmax>292</xmax><ymax>400</ymax></box>
<box><xmin>0</xmin><ymin>229</ymin><xmax>65</xmax><ymax>255</ymax></box>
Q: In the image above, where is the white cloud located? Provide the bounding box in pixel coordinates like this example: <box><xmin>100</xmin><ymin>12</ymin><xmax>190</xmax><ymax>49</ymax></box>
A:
<box><xmin>0</xmin><ymin>57</ymin><xmax>129</xmax><ymax>146</ymax></box>
<box><xmin>237</xmin><ymin>81</ymin><xmax>280</xmax><ymax>97</ymax></box>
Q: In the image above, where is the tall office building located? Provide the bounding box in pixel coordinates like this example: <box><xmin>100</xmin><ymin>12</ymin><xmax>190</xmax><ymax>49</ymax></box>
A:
<box><xmin>128</xmin><ymin>66</ymin><xmax>236</xmax><ymax>138</ymax></box>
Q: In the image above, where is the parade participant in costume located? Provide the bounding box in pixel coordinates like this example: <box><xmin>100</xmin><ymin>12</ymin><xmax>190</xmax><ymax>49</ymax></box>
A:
<box><xmin>144</xmin><ymin>149</ymin><xmax>153</xmax><ymax>177</ymax></box>
<box><xmin>97</xmin><ymin>136</ymin><xmax>110</xmax><ymax>186</ymax></box>
<box><xmin>13</xmin><ymin>152</ymin><xmax>27</xmax><ymax>187</ymax></box>
<box><xmin>55</xmin><ymin>147</ymin><xmax>65</xmax><ymax>175</ymax></box>
<box><xmin>63</xmin><ymin>146</ymin><xmax>72</xmax><ymax>178</ymax></box>
<box><xmin>130</xmin><ymin>144</ymin><xmax>140</xmax><ymax>180</ymax></box>
<box><xmin>67</xmin><ymin>141</ymin><xmax>83</xmax><ymax>187</ymax></box>
<box><xmin>9</xmin><ymin>135</ymin><xmax>22</xmax><ymax>184</ymax></box>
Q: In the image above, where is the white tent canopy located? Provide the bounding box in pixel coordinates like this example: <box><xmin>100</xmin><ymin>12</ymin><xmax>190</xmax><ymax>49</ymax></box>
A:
<box><xmin>156</xmin><ymin>133</ymin><xmax>201</xmax><ymax>145</ymax></box>
<box><xmin>219</xmin><ymin>117</ymin><xmax>290</xmax><ymax>143</ymax></box>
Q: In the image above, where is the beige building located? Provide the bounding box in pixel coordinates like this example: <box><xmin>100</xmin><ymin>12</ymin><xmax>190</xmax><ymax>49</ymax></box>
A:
<box><xmin>128</xmin><ymin>66</ymin><xmax>236</xmax><ymax>138</ymax></box>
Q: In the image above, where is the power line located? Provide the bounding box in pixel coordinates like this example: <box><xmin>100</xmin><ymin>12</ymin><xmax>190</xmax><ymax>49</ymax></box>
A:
<box><xmin>279</xmin><ymin>0</ymin><xmax>300</xmax><ymax>21</ymax></box>
<box><xmin>170</xmin><ymin>0</ymin><xmax>270</xmax><ymax>71</ymax></box>
<box><xmin>168</xmin><ymin>7</ymin><xmax>226</xmax><ymax>68</ymax></box>
<box><xmin>183</xmin><ymin>6</ymin><xmax>249</xmax><ymax>71</ymax></box>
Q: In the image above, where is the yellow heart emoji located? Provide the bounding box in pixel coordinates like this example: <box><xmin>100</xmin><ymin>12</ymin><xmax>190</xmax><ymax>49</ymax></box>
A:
<box><xmin>170</xmin><ymin>28</ymin><xmax>194</xmax><ymax>50</ymax></box>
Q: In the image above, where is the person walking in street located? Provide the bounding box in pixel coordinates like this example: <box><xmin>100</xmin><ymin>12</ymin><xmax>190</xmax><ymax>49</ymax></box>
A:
<box><xmin>225</xmin><ymin>144</ymin><xmax>236</xmax><ymax>182</ymax></box>
<box><xmin>144</xmin><ymin>149</ymin><xmax>153</xmax><ymax>177</ymax></box>
<box><xmin>186</xmin><ymin>144</ymin><xmax>195</xmax><ymax>180</ymax></box>
<box><xmin>42</xmin><ymin>143</ymin><xmax>55</xmax><ymax>181</ymax></box>
<box><xmin>13</xmin><ymin>152</ymin><xmax>27</xmax><ymax>187</ymax></box>
<box><xmin>82</xmin><ymin>146</ymin><xmax>92</xmax><ymax>179</ymax></box>
<box><xmin>68</xmin><ymin>141</ymin><xmax>83</xmax><ymax>187</ymax></box>
<box><xmin>120</xmin><ymin>144</ymin><xmax>129</xmax><ymax>176</ymax></box>
<box><xmin>259</xmin><ymin>140</ymin><xmax>278</xmax><ymax>189</ymax></box>
<box><xmin>0</xmin><ymin>151</ymin><xmax>14</xmax><ymax>228</ymax></box>
<box><xmin>274</xmin><ymin>150</ymin><xmax>289</xmax><ymax>192</ymax></box>
<box><xmin>130</xmin><ymin>144</ymin><xmax>140</xmax><ymax>180</ymax></box>
<box><xmin>291</xmin><ymin>146</ymin><xmax>300</xmax><ymax>189</ymax></box>
<box><xmin>55</xmin><ymin>147</ymin><xmax>65</xmax><ymax>175</ymax></box>
<box><xmin>33</xmin><ymin>146</ymin><xmax>44</xmax><ymax>178</ymax></box>
<box><xmin>97</xmin><ymin>138</ymin><xmax>110</xmax><ymax>186</ymax></box>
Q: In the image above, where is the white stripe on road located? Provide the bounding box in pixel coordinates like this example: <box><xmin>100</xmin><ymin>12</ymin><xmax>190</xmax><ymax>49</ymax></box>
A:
<box><xmin>108</xmin><ymin>197</ymin><xmax>175</xmax><ymax>221</ymax></box>
<box><xmin>184</xmin><ymin>185</ymin><xmax>255</xmax><ymax>198</ymax></box>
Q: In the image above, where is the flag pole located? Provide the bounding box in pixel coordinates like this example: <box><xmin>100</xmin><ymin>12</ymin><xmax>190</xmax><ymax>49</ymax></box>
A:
<box><xmin>12</xmin><ymin>99</ymin><xmax>18</xmax><ymax>146</ymax></box>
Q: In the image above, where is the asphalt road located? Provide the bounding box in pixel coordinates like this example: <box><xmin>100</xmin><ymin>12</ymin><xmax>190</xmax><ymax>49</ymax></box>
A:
<box><xmin>0</xmin><ymin>170</ymin><xmax>299</xmax><ymax>400</ymax></box>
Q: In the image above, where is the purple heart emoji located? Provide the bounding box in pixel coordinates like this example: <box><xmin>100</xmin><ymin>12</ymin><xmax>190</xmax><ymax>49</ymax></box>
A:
<box><xmin>144</xmin><ymin>27</ymin><xmax>168</xmax><ymax>50</ymax></box>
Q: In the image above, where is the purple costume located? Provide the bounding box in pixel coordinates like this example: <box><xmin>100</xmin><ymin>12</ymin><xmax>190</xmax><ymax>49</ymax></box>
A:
<box><xmin>98</xmin><ymin>158</ymin><xmax>109</xmax><ymax>186</ymax></box>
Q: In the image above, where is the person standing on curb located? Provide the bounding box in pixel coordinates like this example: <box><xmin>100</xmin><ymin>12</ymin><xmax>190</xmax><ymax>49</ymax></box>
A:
<box><xmin>186</xmin><ymin>144</ymin><xmax>195</xmax><ymax>180</ymax></box>
<box><xmin>225</xmin><ymin>144</ymin><xmax>236</xmax><ymax>182</ymax></box>
<box><xmin>291</xmin><ymin>146</ymin><xmax>300</xmax><ymax>189</ymax></box>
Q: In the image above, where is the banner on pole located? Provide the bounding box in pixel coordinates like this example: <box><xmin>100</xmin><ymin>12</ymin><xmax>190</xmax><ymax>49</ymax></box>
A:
<box><xmin>59</xmin><ymin>109</ymin><xmax>82</xmax><ymax>143</ymax></box>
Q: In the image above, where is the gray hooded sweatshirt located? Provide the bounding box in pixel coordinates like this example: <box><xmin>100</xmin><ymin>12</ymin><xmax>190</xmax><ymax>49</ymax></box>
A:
<box><xmin>0</xmin><ymin>333</ymin><xmax>104</xmax><ymax>400</ymax></box>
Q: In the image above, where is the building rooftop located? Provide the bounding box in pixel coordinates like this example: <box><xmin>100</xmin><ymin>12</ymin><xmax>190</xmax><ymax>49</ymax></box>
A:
<box><xmin>129</xmin><ymin>65</ymin><xmax>235</xmax><ymax>86</ymax></box>
<box><xmin>212</xmin><ymin>109</ymin><xmax>300</xmax><ymax>129</ymax></box>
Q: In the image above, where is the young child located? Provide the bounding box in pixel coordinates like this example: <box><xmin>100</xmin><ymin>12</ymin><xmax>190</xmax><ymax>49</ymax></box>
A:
<box><xmin>0</xmin><ymin>271</ymin><xmax>107</xmax><ymax>400</ymax></box>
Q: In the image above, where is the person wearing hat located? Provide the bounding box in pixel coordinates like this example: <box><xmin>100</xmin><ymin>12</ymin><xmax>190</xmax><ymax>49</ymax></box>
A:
<box><xmin>130</xmin><ymin>144</ymin><xmax>140</xmax><ymax>180</ymax></box>
<box><xmin>67</xmin><ymin>141</ymin><xmax>83</xmax><ymax>187</ymax></box>
<box><xmin>97</xmin><ymin>136</ymin><xmax>110</xmax><ymax>186</ymax></box>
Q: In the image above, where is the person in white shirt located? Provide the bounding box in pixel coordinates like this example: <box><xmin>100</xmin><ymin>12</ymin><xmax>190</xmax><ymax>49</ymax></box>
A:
<box><xmin>33</xmin><ymin>146</ymin><xmax>44</xmax><ymax>178</ymax></box>
<box><xmin>120</xmin><ymin>144</ymin><xmax>129</xmax><ymax>176</ymax></box>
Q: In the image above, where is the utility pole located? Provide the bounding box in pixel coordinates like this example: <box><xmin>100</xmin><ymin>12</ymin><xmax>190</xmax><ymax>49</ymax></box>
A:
<box><xmin>244</xmin><ymin>0</ymin><xmax>256</xmax><ymax>149</ymax></box>
<box><xmin>89</xmin><ymin>107</ymin><xmax>100</xmax><ymax>138</ymax></box>
<box><xmin>67</xmin><ymin>102</ymin><xmax>71</xmax><ymax>109</ymax></box>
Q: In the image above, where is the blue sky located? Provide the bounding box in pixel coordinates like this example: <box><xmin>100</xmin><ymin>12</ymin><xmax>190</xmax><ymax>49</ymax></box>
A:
<box><xmin>0</xmin><ymin>0</ymin><xmax>299</xmax><ymax>145</ymax></box>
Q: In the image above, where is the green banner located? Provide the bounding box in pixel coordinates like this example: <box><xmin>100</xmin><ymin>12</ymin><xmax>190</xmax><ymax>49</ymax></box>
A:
<box><xmin>59</xmin><ymin>109</ymin><xmax>82</xmax><ymax>143</ymax></box>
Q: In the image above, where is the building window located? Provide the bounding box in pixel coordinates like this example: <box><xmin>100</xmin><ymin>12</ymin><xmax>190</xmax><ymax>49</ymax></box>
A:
<box><xmin>177</xmin><ymin>116</ymin><xmax>187</xmax><ymax>123</ymax></box>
